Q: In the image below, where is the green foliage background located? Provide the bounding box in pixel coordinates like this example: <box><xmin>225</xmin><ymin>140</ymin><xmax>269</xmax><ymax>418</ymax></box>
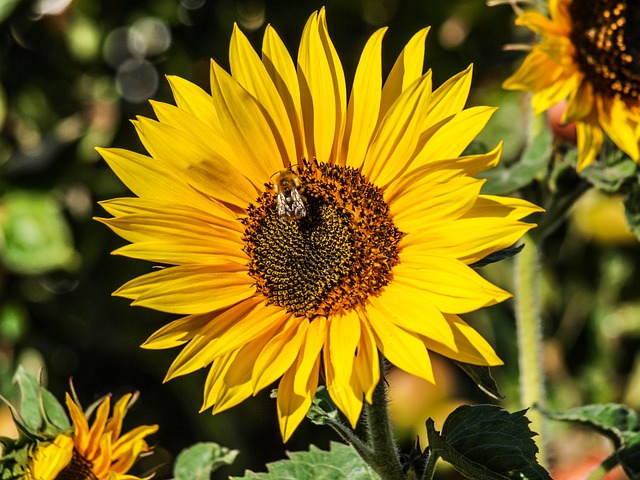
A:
<box><xmin>0</xmin><ymin>0</ymin><xmax>638</xmax><ymax>478</ymax></box>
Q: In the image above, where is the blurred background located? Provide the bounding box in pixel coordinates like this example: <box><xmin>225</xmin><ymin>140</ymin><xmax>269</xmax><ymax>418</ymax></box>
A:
<box><xmin>0</xmin><ymin>0</ymin><xmax>638</xmax><ymax>478</ymax></box>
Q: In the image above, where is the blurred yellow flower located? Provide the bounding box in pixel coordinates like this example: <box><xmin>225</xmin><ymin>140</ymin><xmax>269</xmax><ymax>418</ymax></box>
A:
<box><xmin>25</xmin><ymin>393</ymin><xmax>157</xmax><ymax>480</ymax></box>
<box><xmin>97</xmin><ymin>9</ymin><xmax>541</xmax><ymax>441</ymax></box>
<box><xmin>503</xmin><ymin>0</ymin><xmax>640</xmax><ymax>170</ymax></box>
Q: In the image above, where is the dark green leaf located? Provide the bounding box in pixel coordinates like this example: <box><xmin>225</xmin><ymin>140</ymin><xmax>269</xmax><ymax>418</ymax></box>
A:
<box><xmin>540</xmin><ymin>404</ymin><xmax>639</xmax><ymax>448</ymax></box>
<box><xmin>173</xmin><ymin>442</ymin><xmax>239</xmax><ymax>480</ymax></box>
<box><xmin>470</xmin><ymin>244</ymin><xmax>524</xmax><ymax>269</ymax></box>
<box><xmin>453</xmin><ymin>363</ymin><xmax>503</xmax><ymax>400</ymax></box>
<box><xmin>541</xmin><ymin>404</ymin><xmax>640</xmax><ymax>478</ymax></box>
<box><xmin>426</xmin><ymin>405</ymin><xmax>550</xmax><ymax>480</ymax></box>
<box><xmin>231</xmin><ymin>442</ymin><xmax>380</xmax><ymax>480</ymax></box>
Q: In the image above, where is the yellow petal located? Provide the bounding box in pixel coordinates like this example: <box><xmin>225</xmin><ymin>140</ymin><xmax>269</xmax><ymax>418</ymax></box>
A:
<box><xmin>324</xmin><ymin>311</ymin><xmax>362</xmax><ymax>427</ymax></box>
<box><xmin>114</xmin><ymin>265</ymin><xmax>255</xmax><ymax>315</ymax></box>
<box><xmin>29</xmin><ymin>435</ymin><xmax>74</xmax><ymax>480</ymax></box>
<box><xmin>565</xmin><ymin>79</ymin><xmax>594</xmax><ymax>122</ymax></box>
<box><xmin>166</xmin><ymin>75</ymin><xmax>222</xmax><ymax>131</ymax></box>
<box><xmin>342</xmin><ymin>27</ymin><xmax>387</xmax><ymax>169</ymax></box>
<box><xmin>598</xmin><ymin>96</ymin><xmax>640</xmax><ymax>161</ymax></box>
<box><xmin>165</xmin><ymin>299</ymin><xmax>285</xmax><ymax>380</ymax></box>
<box><xmin>368</xmin><ymin>281</ymin><xmax>455</xmax><ymax>349</ymax></box>
<box><xmin>262</xmin><ymin>25</ymin><xmax>306</xmax><ymax>160</ymax></box>
<box><xmin>463</xmin><ymin>194</ymin><xmax>544</xmax><ymax>221</ymax></box>
<box><xmin>141</xmin><ymin>313</ymin><xmax>214</xmax><ymax>350</ymax></box>
<box><xmin>423</xmin><ymin>64</ymin><xmax>472</xmax><ymax>130</ymax></box>
<box><xmin>297</xmin><ymin>9</ymin><xmax>346</xmax><ymax>164</ymax></box>
<box><xmin>95</xmin><ymin>148</ymin><xmax>213</xmax><ymax>213</ymax></box>
<box><xmin>379</xmin><ymin>27</ymin><xmax>430</xmax><ymax>122</ymax></box>
<box><xmin>230</xmin><ymin>24</ymin><xmax>297</xmax><ymax>166</ymax></box>
<box><xmin>364</xmin><ymin>308</ymin><xmax>434</xmax><ymax>383</ymax></box>
<box><xmin>362</xmin><ymin>72</ymin><xmax>433</xmax><ymax>186</ymax></box>
<box><xmin>421</xmin><ymin>314</ymin><xmax>503</xmax><ymax>366</ymax></box>
<box><xmin>392</xmin><ymin>256</ymin><xmax>511</xmax><ymax>314</ymax></box>
<box><xmin>575</xmin><ymin>115</ymin><xmax>604</xmax><ymax>171</ymax></box>
<box><xmin>134</xmin><ymin>117</ymin><xmax>259</xmax><ymax>207</ymax></box>
<box><xmin>353</xmin><ymin>317</ymin><xmax>380</xmax><ymax>403</ymax></box>
<box><xmin>85</xmin><ymin>396</ymin><xmax>110</xmax><ymax>459</ymax></box>
<box><xmin>66</xmin><ymin>393</ymin><xmax>90</xmax><ymax>452</ymax></box>
<box><xmin>530</xmin><ymin>70</ymin><xmax>578</xmax><ymax>115</ymax></box>
<box><xmin>502</xmin><ymin>48</ymin><xmax>562</xmax><ymax>92</ymax></box>
<box><xmin>252</xmin><ymin>315</ymin><xmax>308</xmax><ymax>393</ymax></box>
<box><xmin>410</xmin><ymin>106</ymin><xmax>497</xmax><ymax>170</ymax></box>
<box><xmin>515</xmin><ymin>10</ymin><xmax>568</xmax><ymax>36</ymax></box>
<box><xmin>277</xmin><ymin>317</ymin><xmax>326</xmax><ymax>441</ymax></box>
<box><xmin>209</xmin><ymin>59</ymin><xmax>284</xmax><ymax>178</ymax></box>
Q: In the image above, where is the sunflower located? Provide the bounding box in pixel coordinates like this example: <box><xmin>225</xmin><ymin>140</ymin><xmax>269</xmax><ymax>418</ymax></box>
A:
<box><xmin>25</xmin><ymin>392</ymin><xmax>157</xmax><ymax>480</ymax></box>
<box><xmin>97</xmin><ymin>9</ymin><xmax>541</xmax><ymax>441</ymax></box>
<box><xmin>502</xmin><ymin>0</ymin><xmax>640</xmax><ymax>171</ymax></box>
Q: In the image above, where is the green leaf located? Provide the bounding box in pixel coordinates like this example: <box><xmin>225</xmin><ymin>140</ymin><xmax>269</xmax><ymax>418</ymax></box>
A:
<box><xmin>453</xmin><ymin>362</ymin><xmax>503</xmax><ymax>400</ymax></box>
<box><xmin>479</xmin><ymin>115</ymin><xmax>551</xmax><ymax>195</ymax></box>
<box><xmin>13</xmin><ymin>367</ymin><xmax>42</xmax><ymax>433</ymax></box>
<box><xmin>541</xmin><ymin>404</ymin><xmax>640</xmax><ymax>479</ymax></box>
<box><xmin>580</xmin><ymin>140</ymin><xmax>639</xmax><ymax>193</ymax></box>
<box><xmin>426</xmin><ymin>405</ymin><xmax>550</xmax><ymax>480</ymax></box>
<box><xmin>173</xmin><ymin>442</ymin><xmax>239</xmax><ymax>480</ymax></box>
<box><xmin>40</xmin><ymin>388</ymin><xmax>70</xmax><ymax>432</ymax></box>
<box><xmin>231</xmin><ymin>442</ymin><xmax>380</xmax><ymax>480</ymax></box>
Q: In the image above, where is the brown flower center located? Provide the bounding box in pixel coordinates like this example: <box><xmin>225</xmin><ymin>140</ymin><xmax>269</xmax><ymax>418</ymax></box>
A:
<box><xmin>569</xmin><ymin>0</ymin><xmax>640</xmax><ymax>104</ymax></box>
<box><xmin>55</xmin><ymin>449</ymin><xmax>98</xmax><ymax>480</ymax></box>
<box><xmin>242</xmin><ymin>159</ymin><xmax>402</xmax><ymax>318</ymax></box>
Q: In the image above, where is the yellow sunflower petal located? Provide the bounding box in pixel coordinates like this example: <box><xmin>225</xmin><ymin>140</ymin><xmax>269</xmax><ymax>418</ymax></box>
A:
<box><xmin>209</xmin><ymin>58</ymin><xmax>285</xmax><ymax>177</ymax></box>
<box><xmin>277</xmin><ymin>317</ymin><xmax>326</xmax><ymax>442</ymax></box>
<box><xmin>166</xmin><ymin>75</ymin><xmax>222</xmax><ymax>131</ymax></box>
<box><xmin>252</xmin><ymin>315</ymin><xmax>308</xmax><ymax>393</ymax></box>
<box><xmin>230</xmin><ymin>24</ymin><xmax>296</xmax><ymax>166</ymax></box>
<box><xmin>598</xmin><ymin>96</ymin><xmax>640</xmax><ymax>160</ymax></box>
<box><xmin>353</xmin><ymin>317</ymin><xmax>380</xmax><ymax>404</ymax></box>
<box><xmin>410</xmin><ymin>106</ymin><xmax>497</xmax><ymax>170</ymax></box>
<box><xmin>114</xmin><ymin>266</ymin><xmax>255</xmax><ymax>315</ymax></box>
<box><xmin>392</xmin><ymin>257</ymin><xmax>511</xmax><ymax>314</ymax></box>
<box><xmin>531</xmin><ymin>70</ymin><xmax>578</xmax><ymax>115</ymax></box>
<box><xmin>324</xmin><ymin>311</ymin><xmax>362</xmax><ymax>427</ymax></box>
<box><xmin>421</xmin><ymin>314</ymin><xmax>503</xmax><ymax>366</ymax></box>
<box><xmin>423</xmin><ymin>64</ymin><xmax>472</xmax><ymax>129</ymax></box>
<box><xmin>342</xmin><ymin>27</ymin><xmax>386</xmax><ymax>169</ymax></box>
<box><xmin>515</xmin><ymin>10</ymin><xmax>568</xmax><ymax>36</ymax></box>
<box><xmin>85</xmin><ymin>396</ymin><xmax>110</xmax><ymax>459</ymax></box>
<box><xmin>134</xmin><ymin>117</ymin><xmax>259</xmax><ymax>206</ymax></box>
<box><xmin>298</xmin><ymin>9</ymin><xmax>346</xmax><ymax>164</ymax></box>
<box><xmin>28</xmin><ymin>435</ymin><xmax>74</xmax><ymax>480</ymax></box>
<box><xmin>65</xmin><ymin>393</ymin><xmax>90</xmax><ymax>452</ymax></box>
<box><xmin>262</xmin><ymin>25</ymin><xmax>306</xmax><ymax>160</ymax></box>
<box><xmin>576</xmin><ymin>115</ymin><xmax>604</xmax><ymax>171</ymax></box>
<box><xmin>95</xmin><ymin>148</ymin><xmax>213</xmax><ymax>213</ymax></box>
<box><xmin>379</xmin><ymin>27</ymin><xmax>430</xmax><ymax>121</ymax></box>
<box><xmin>141</xmin><ymin>313</ymin><xmax>213</xmax><ymax>350</ymax></box>
<box><xmin>365</xmin><ymin>308</ymin><xmax>434</xmax><ymax>383</ymax></box>
<box><xmin>502</xmin><ymin>48</ymin><xmax>562</xmax><ymax>92</ymax></box>
<box><xmin>565</xmin><ymin>79</ymin><xmax>594</xmax><ymax>121</ymax></box>
<box><xmin>361</xmin><ymin>72</ymin><xmax>432</xmax><ymax>186</ymax></box>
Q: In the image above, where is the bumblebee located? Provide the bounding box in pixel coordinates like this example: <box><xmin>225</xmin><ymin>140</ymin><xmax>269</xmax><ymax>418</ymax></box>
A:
<box><xmin>273</xmin><ymin>169</ymin><xmax>306</xmax><ymax>222</ymax></box>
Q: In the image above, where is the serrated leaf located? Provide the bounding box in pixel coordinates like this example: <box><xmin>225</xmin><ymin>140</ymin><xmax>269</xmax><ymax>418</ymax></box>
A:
<box><xmin>231</xmin><ymin>442</ymin><xmax>380</xmax><ymax>480</ymax></box>
<box><xmin>426</xmin><ymin>405</ymin><xmax>551</xmax><ymax>480</ymax></box>
<box><xmin>541</xmin><ymin>404</ymin><xmax>640</xmax><ymax>479</ymax></box>
<box><xmin>540</xmin><ymin>404</ymin><xmax>639</xmax><ymax>448</ymax></box>
<box><xmin>479</xmin><ymin>116</ymin><xmax>551</xmax><ymax>195</ymax></box>
<box><xmin>453</xmin><ymin>362</ymin><xmax>503</xmax><ymax>400</ymax></box>
<box><xmin>173</xmin><ymin>442</ymin><xmax>239</xmax><ymax>480</ymax></box>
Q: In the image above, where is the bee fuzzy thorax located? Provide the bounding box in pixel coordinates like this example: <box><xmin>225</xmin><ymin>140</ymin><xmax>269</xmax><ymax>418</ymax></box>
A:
<box><xmin>273</xmin><ymin>169</ymin><xmax>307</xmax><ymax>222</ymax></box>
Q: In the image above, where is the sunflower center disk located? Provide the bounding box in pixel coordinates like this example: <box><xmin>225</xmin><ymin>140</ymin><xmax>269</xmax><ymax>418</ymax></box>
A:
<box><xmin>54</xmin><ymin>449</ymin><xmax>98</xmax><ymax>480</ymax></box>
<box><xmin>243</xmin><ymin>160</ymin><xmax>403</xmax><ymax>318</ymax></box>
<box><xmin>569</xmin><ymin>0</ymin><xmax>640</xmax><ymax>104</ymax></box>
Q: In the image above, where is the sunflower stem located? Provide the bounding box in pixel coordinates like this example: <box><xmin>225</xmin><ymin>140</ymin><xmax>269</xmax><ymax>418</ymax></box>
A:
<box><xmin>363</xmin><ymin>363</ymin><xmax>405</xmax><ymax>480</ymax></box>
<box><xmin>514</xmin><ymin>232</ymin><xmax>547</xmax><ymax>467</ymax></box>
<box><xmin>324</xmin><ymin>416</ymin><xmax>377</xmax><ymax>468</ymax></box>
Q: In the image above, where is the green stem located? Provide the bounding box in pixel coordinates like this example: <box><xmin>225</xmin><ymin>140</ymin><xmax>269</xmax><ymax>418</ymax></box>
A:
<box><xmin>364</xmin><ymin>364</ymin><xmax>405</xmax><ymax>480</ymax></box>
<box><xmin>585</xmin><ymin>454</ymin><xmax>619</xmax><ymax>480</ymax></box>
<box><xmin>421</xmin><ymin>451</ymin><xmax>438</xmax><ymax>480</ymax></box>
<box><xmin>514</xmin><ymin>232</ymin><xmax>547</xmax><ymax>466</ymax></box>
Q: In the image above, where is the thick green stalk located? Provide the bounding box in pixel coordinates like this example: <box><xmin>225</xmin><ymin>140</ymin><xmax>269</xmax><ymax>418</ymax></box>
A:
<box><xmin>514</xmin><ymin>233</ymin><xmax>547</xmax><ymax>466</ymax></box>
<box><xmin>364</xmin><ymin>366</ymin><xmax>405</xmax><ymax>480</ymax></box>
